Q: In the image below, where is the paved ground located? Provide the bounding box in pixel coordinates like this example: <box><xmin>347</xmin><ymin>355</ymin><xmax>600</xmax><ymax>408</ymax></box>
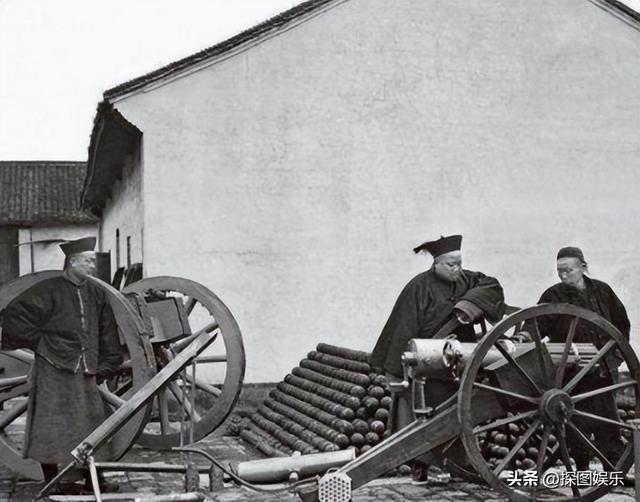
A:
<box><xmin>0</xmin><ymin>428</ymin><xmax>635</xmax><ymax>501</ymax></box>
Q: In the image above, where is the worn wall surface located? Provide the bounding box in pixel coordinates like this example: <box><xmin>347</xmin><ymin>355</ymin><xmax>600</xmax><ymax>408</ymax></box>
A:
<box><xmin>99</xmin><ymin>148</ymin><xmax>144</xmax><ymax>273</ymax></box>
<box><xmin>18</xmin><ymin>225</ymin><xmax>98</xmax><ymax>274</ymax></box>
<box><xmin>112</xmin><ymin>0</ymin><xmax>640</xmax><ymax>382</ymax></box>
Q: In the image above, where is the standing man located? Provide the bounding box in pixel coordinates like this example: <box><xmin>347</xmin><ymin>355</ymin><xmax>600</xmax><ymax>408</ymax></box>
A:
<box><xmin>370</xmin><ymin>235</ymin><xmax>505</xmax><ymax>481</ymax></box>
<box><xmin>1</xmin><ymin>237</ymin><xmax>122</xmax><ymax>493</ymax></box>
<box><xmin>537</xmin><ymin>246</ymin><xmax>629</xmax><ymax>471</ymax></box>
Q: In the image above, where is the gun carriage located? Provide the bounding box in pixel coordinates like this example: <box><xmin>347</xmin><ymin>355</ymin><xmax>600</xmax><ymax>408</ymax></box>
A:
<box><xmin>0</xmin><ymin>271</ymin><xmax>245</xmax><ymax>481</ymax></box>
<box><xmin>297</xmin><ymin>304</ymin><xmax>639</xmax><ymax>502</ymax></box>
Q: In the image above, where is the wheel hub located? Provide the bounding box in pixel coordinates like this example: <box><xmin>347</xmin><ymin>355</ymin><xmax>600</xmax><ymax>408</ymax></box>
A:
<box><xmin>540</xmin><ymin>388</ymin><xmax>574</xmax><ymax>425</ymax></box>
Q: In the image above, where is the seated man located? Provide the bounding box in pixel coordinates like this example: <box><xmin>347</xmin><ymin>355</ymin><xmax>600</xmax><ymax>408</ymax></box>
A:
<box><xmin>537</xmin><ymin>246</ymin><xmax>629</xmax><ymax>471</ymax></box>
<box><xmin>370</xmin><ymin>234</ymin><xmax>505</xmax><ymax>481</ymax></box>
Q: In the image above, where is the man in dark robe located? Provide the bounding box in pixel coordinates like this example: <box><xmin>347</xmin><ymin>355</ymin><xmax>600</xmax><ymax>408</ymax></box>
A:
<box><xmin>370</xmin><ymin>235</ymin><xmax>505</xmax><ymax>481</ymax></box>
<box><xmin>1</xmin><ymin>237</ymin><xmax>122</xmax><ymax>492</ymax></box>
<box><xmin>537</xmin><ymin>246</ymin><xmax>629</xmax><ymax>471</ymax></box>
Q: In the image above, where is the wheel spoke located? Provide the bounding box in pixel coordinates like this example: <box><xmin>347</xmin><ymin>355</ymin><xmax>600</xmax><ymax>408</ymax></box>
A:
<box><xmin>494</xmin><ymin>341</ymin><xmax>543</xmax><ymax>396</ymax></box>
<box><xmin>194</xmin><ymin>355</ymin><xmax>227</xmax><ymax>363</ymax></box>
<box><xmin>572</xmin><ymin>409</ymin><xmax>635</xmax><ymax>431</ymax></box>
<box><xmin>474</xmin><ymin>410</ymin><xmax>538</xmax><ymax>434</ymax></box>
<box><xmin>563</xmin><ymin>340</ymin><xmax>616</xmax><ymax>393</ymax></box>
<box><xmin>554</xmin><ymin>317</ymin><xmax>579</xmax><ymax>387</ymax></box>
<box><xmin>168</xmin><ymin>381</ymin><xmax>201</xmax><ymax>422</ymax></box>
<box><xmin>572</xmin><ymin>379</ymin><xmax>637</xmax><ymax>404</ymax></box>
<box><xmin>0</xmin><ymin>400</ymin><xmax>28</xmax><ymax>430</ymax></box>
<box><xmin>558</xmin><ymin>428</ymin><xmax>581</xmax><ymax>497</ymax></box>
<box><xmin>0</xmin><ymin>375</ymin><xmax>28</xmax><ymax>389</ymax></box>
<box><xmin>531</xmin><ymin>318</ymin><xmax>552</xmax><ymax>388</ymax></box>
<box><xmin>473</xmin><ymin>382</ymin><xmax>539</xmax><ymax>404</ymax></box>
<box><xmin>157</xmin><ymin>387</ymin><xmax>172</xmax><ymax>435</ymax></box>
<box><xmin>172</xmin><ymin>323</ymin><xmax>219</xmax><ymax>352</ymax></box>
<box><xmin>493</xmin><ymin>419</ymin><xmax>541</xmax><ymax>476</ymax></box>
<box><xmin>182</xmin><ymin>370</ymin><xmax>222</xmax><ymax>398</ymax></box>
<box><xmin>98</xmin><ymin>384</ymin><xmax>126</xmax><ymax>408</ymax></box>
<box><xmin>536</xmin><ymin>426</ymin><xmax>551</xmax><ymax>477</ymax></box>
<box><xmin>184</xmin><ymin>296</ymin><xmax>197</xmax><ymax>316</ymax></box>
<box><xmin>565</xmin><ymin>421</ymin><xmax>616</xmax><ymax>470</ymax></box>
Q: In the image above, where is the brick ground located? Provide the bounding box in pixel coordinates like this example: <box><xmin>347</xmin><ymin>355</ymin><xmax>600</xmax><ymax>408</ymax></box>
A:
<box><xmin>0</xmin><ymin>428</ymin><xmax>635</xmax><ymax>501</ymax></box>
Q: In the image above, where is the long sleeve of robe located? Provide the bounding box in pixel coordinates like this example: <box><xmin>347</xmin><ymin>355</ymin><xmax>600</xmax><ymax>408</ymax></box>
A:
<box><xmin>370</xmin><ymin>268</ymin><xmax>505</xmax><ymax>377</ymax></box>
<box><xmin>1</xmin><ymin>275</ymin><xmax>122</xmax><ymax>375</ymax></box>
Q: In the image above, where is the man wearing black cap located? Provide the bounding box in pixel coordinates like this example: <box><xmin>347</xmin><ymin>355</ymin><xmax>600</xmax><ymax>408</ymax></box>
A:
<box><xmin>1</xmin><ymin>237</ymin><xmax>122</xmax><ymax>493</ymax></box>
<box><xmin>370</xmin><ymin>235</ymin><xmax>505</xmax><ymax>481</ymax></box>
<box><xmin>537</xmin><ymin>246</ymin><xmax>629</xmax><ymax>471</ymax></box>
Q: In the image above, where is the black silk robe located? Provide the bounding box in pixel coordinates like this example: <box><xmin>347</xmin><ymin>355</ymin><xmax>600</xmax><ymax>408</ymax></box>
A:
<box><xmin>370</xmin><ymin>268</ymin><xmax>505</xmax><ymax>377</ymax></box>
<box><xmin>537</xmin><ymin>276</ymin><xmax>630</xmax><ymax>371</ymax></box>
<box><xmin>1</xmin><ymin>273</ymin><xmax>122</xmax><ymax>375</ymax></box>
<box><xmin>1</xmin><ymin>272</ymin><xmax>122</xmax><ymax>463</ymax></box>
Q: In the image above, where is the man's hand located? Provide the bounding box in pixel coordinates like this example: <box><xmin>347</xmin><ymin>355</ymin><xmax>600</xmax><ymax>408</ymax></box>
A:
<box><xmin>453</xmin><ymin>300</ymin><xmax>484</xmax><ymax>325</ymax></box>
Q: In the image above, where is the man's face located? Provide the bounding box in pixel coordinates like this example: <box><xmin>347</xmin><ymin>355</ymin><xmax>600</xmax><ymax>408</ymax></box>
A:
<box><xmin>69</xmin><ymin>251</ymin><xmax>97</xmax><ymax>277</ymax></box>
<box><xmin>556</xmin><ymin>257</ymin><xmax>586</xmax><ymax>288</ymax></box>
<box><xmin>434</xmin><ymin>251</ymin><xmax>462</xmax><ymax>282</ymax></box>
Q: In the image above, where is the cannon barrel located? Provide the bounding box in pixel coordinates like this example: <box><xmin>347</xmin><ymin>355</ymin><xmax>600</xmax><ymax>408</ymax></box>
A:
<box><xmin>236</xmin><ymin>448</ymin><xmax>356</xmax><ymax>483</ymax></box>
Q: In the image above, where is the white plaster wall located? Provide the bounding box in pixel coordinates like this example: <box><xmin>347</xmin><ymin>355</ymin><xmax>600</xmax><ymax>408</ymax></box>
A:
<box><xmin>113</xmin><ymin>0</ymin><xmax>640</xmax><ymax>382</ymax></box>
<box><xmin>99</xmin><ymin>148</ymin><xmax>144</xmax><ymax>273</ymax></box>
<box><xmin>18</xmin><ymin>225</ymin><xmax>98</xmax><ymax>274</ymax></box>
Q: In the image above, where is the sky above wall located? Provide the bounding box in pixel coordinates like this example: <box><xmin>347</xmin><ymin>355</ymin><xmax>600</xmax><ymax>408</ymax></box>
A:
<box><xmin>1</xmin><ymin>0</ymin><xmax>639</xmax><ymax>161</ymax></box>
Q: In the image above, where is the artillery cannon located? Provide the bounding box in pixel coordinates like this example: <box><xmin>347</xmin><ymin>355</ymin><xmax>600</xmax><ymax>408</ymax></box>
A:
<box><xmin>0</xmin><ymin>271</ymin><xmax>245</xmax><ymax>481</ymax></box>
<box><xmin>297</xmin><ymin>304</ymin><xmax>640</xmax><ymax>502</ymax></box>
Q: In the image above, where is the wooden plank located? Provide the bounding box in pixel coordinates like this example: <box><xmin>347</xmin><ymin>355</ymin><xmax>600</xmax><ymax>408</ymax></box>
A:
<box><xmin>70</xmin><ymin>330</ymin><xmax>217</xmax><ymax>463</ymax></box>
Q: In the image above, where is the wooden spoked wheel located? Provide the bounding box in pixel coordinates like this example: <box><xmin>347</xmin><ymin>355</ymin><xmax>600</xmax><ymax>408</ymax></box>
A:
<box><xmin>458</xmin><ymin>304</ymin><xmax>639</xmax><ymax>501</ymax></box>
<box><xmin>123</xmin><ymin>276</ymin><xmax>245</xmax><ymax>449</ymax></box>
<box><xmin>0</xmin><ymin>272</ymin><xmax>155</xmax><ymax>481</ymax></box>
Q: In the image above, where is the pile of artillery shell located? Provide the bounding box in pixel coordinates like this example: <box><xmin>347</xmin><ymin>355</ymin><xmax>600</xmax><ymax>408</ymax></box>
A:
<box><xmin>478</xmin><ymin>396</ymin><xmax>638</xmax><ymax>471</ymax></box>
<box><xmin>241</xmin><ymin>344</ymin><xmax>391</xmax><ymax>457</ymax></box>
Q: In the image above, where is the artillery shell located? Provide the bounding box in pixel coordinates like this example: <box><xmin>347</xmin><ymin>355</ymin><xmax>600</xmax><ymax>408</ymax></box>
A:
<box><xmin>309</xmin><ymin>351</ymin><xmax>371</xmax><ymax>374</ymax></box>
<box><xmin>618</xmin><ymin>409</ymin><xmax>628</xmax><ymax>419</ymax></box>
<box><xmin>300</xmin><ymin>360</ymin><xmax>370</xmax><ymax>387</ymax></box>
<box><xmin>365</xmin><ymin>432</ymin><xmax>380</xmax><ymax>445</ymax></box>
<box><xmin>367</xmin><ymin>386</ymin><xmax>386</xmax><ymax>400</ymax></box>
<box><xmin>352</xmin><ymin>419</ymin><xmax>369</xmax><ymax>435</ymax></box>
<box><xmin>349</xmin><ymin>386</ymin><xmax>367</xmax><ymax>398</ymax></box>
<box><xmin>507</xmin><ymin>423</ymin><xmax>520</xmax><ymax>435</ymax></box>
<box><xmin>284</xmin><ymin>374</ymin><xmax>361</xmax><ymax>410</ymax></box>
<box><xmin>316</xmin><ymin>343</ymin><xmax>371</xmax><ymax>363</ymax></box>
<box><xmin>526</xmin><ymin>446</ymin><xmax>539</xmax><ymax>459</ymax></box>
<box><xmin>380</xmin><ymin>396</ymin><xmax>393</xmax><ymax>410</ymax></box>
<box><xmin>355</xmin><ymin>407</ymin><xmax>368</xmax><ymax>420</ymax></box>
<box><xmin>359</xmin><ymin>444</ymin><xmax>372</xmax><ymax>455</ymax></box>
<box><xmin>373</xmin><ymin>408</ymin><xmax>389</xmax><ymax>421</ymax></box>
<box><xmin>258</xmin><ymin>406</ymin><xmax>335</xmax><ymax>452</ymax></box>
<box><xmin>369</xmin><ymin>420</ymin><xmax>385</xmax><ymax>435</ymax></box>
<box><xmin>239</xmin><ymin>428</ymin><xmax>289</xmax><ymax>458</ymax></box>
<box><xmin>250</xmin><ymin>413</ymin><xmax>317</xmax><ymax>455</ymax></box>
<box><xmin>264</xmin><ymin>399</ymin><xmax>340</xmax><ymax>442</ymax></box>
<box><xmin>362</xmin><ymin>397</ymin><xmax>380</xmax><ymax>414</ymax></box>
<box><xmin>335</xmin><ymin>433</ymin><xmax>350</xmax><ymax>449</ymax></box>
<box><xmin>292</xmin><ymin>367</ymin><xmax>365</xmax><ymax>397</ymax></box>
<box><xmin>277</xmin><ymin>382</ymin><xmax>355</xmax><ymax>419</ymax></box>
<box><xmin>521</xmin><ymin>458</ymin><xmax>536</xmax><ymax>470</ymax></box>
<box><xmin>372</xmin><ymin>374</ymin><xmax>388</xmax><ymax>387</ymax></box>
<box><xmin>350</xmin><ymin>433</ymin><xmax>366</xmax><ymax>447</ymax></box>
<box><xmin>515</xmin><ymin>448</ymin><xmax>526</xmax><ymax>461</ymax></box>
<box><xmin>270</xmin><ymin>390</ymin><xmax>353</xmax><ymax>434</ymax></box>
